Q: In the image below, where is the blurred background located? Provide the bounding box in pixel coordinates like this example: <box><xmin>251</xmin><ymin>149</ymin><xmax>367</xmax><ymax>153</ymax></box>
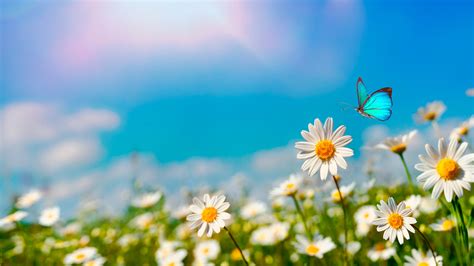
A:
<box><xmin>1</xmin><ymin>0</ymin><xmax>473</xmax><ymax>217</ymax></box>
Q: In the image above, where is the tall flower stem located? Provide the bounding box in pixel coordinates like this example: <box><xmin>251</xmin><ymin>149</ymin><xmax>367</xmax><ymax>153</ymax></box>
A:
<box><xmin>224</xmin><ymin>226</ymin><xmax>249</xmax><ymax>266</ymax></box>
<box><xmin>398</xmin><ymin>153</ymin><xmax>414</xmax><ymax>192</ymax></box>
<box><xmin>291</xmin><ymin>194</ymin><xmax>312</xmax><ymax>238</ymax></box>
<box><xmin>413</xmin><ymin>225</ymin><xmax>439</xmax><ymax>266</ymax></box>
<box><xmin>332</xmin><ymin>175</ymin><xmax>348</xmax><ymax>266</ymax></box>
<box><xmin>451</xmin><ymin>197</ymin><xmax>470</xmax><ymax>265</ymax></box>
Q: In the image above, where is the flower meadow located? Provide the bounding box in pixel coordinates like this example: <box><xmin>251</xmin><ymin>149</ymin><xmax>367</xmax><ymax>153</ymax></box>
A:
<box><xmin>1</xmin><ymin>101</ymin><xmax>474</xmax><ymax>266</ymax></box>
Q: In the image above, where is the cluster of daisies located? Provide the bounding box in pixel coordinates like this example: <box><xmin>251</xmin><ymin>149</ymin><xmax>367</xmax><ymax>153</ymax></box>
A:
<box><xmin>1</xmin><ymin>101</ymin><xmax>473</xmax><ymax>265</ymax></box>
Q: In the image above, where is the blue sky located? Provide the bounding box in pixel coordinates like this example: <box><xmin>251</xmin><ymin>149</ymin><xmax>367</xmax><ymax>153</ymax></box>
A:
<box><xmin>1</xmin><ymin>1</ymin><xmax>473</xmax><ymax>214</ymax></box>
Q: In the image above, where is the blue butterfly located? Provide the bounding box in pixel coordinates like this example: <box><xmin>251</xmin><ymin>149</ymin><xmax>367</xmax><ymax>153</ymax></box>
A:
<box><xmin>355</xmin><ymin>77</ymin><xmax>393</xmax><ymax>121</ymax></box>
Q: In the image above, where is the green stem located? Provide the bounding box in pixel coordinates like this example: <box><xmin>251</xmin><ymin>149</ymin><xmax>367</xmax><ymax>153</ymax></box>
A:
<box><xmin>291</xmin><ymin>194</ymin><xmax>312</xmax><ymax>239</ymax></box>
<box><xmin>224</xmin><ymin>226</ymin><xmax>249</xmax><ymax>266</ymax></box>
<box><xmin>332</xmin><ymin>175</ymin><xmax>348</xmax><ymax>266</ymax></box>
<box><xmin>413</xmin><ymin>225</ymin><xmax>439</xmax><ymax>266</ymax></box>
<box><xmin>399</xmin><ymin>153</ymin><xmax>414</xmax><ymax>192</ymax></box>
<box><xmin>452</xmin><ymin>197</ymin><xmax>470</xmax><ymax>265</ymax></box>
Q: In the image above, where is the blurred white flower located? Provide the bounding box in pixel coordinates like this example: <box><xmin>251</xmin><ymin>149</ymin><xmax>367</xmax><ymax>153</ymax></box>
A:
<box><xmin>240</xmin><ymin>201</ymin><xmax>267</xmax><ymax>219</ymax></box>
<box><xmin>39</xmin><ymin>207</ymin><xmax>60</xmax><ymax>227</ymax></box>
<box><xmin>450</xmin><ymin>116</ymin><xmax>474</xmax><ymax>141</ymax></box>
<box><xmin>374</xmin><ymin>130</ymin><xmax>417</xmax><ymax>155</ymax></box>
<box><xmin>330</xmin><ymin>182</ymin><xmax>355</xmax><ymax>202</ymax></box>
<box><xmin>60</xmin><ymin>222</ymin><xmax>82</xmax><ymax>236</ymax></box>
<box><xmin>270</xmin><ymin>174</ymin><xmax>303</xmax><ymax>198</ymax></box>
<box><xmin>415</xmin><ymin>138</ymin><xmax>474</xmax><ymax>202</ymax></box>
<box><xmin>117</xmin><ymin>234</ymin><xmax>139</xmax><ymax>248</ymax></box>
<box><xmin>430</xmin><ymin>217</ymin><xmax>456</xmax><ymax>232</ymax></box>
<box><xmin>250</xmin><ymin>222</ymin><xmax>289</xmax><ymax>246</ymax></box>
<box><xmin>194</xmin><ymin>240</ymin><xmax>220</xmax><ymax>261</ymax></box>
<box><xmin>158</xmin><ymin>250</ymin><xmax>187</xmax><ymax>266</ymax></box>
<box><xmin>347</xmin><ymin>241</ymin><xmax>361</xmax><ymax>255</ymax></box>
<box><xmin>295</xmin><ymin>117</ymin><xmax>353</xmax><ymax>180</ymax></box>
<box><xmin>404</xmin><ymin>249</ymin><xmax>443</xmax><ymax>266</ymax></box>
<box><xmin>404</xmin><ymin>195</ymin><xmax>422</xmax><ymax>217</ymax></box>
<box><xmin>130</xmin><ymin>212</ymin><xmax>154</xmax><ymax>230</ymax></box>
<box><xmin>414</xmin><ymin>101</ymin><xmax>446</xmax><ymax>123</ymax></box>
<box><xmin>16</xmin><ymin>189</ymin><xmax>42</xmax><ymax>208</ymax></box>
<box><xmin>132</xmin><ymin>191</ymin><xmax>162</xmax><ymax>208</ymax></box>
<box><xmin>187</xmin><ymin>194</ymin><xmax>231</xmax><ymax>237</ymax></box>
<box><xmin>367</xmin><ymin>242</ymin><xmax>395</xmax><ymax>262</ymax></box>
<box><xmin>419</xmin><ymin>197</ymin><xmax>440</xmax><ymax>214</ymax></box>
<box><xmin>354</xmin><ymin>205</ymin><xmax>376</xmax><ymax>236</ymax></box>
<box><xmin>172</xmin><ymin>205</ymin><xmax>191</xmax><ymax>220</ymax></box>
<box><xmin>293</xmin><ymin>234</ymin><xmax>336</xmax><ymax>258</ymax></box>
<box><xmin>63</xmin><ymin>247</ymin><xmax>97</xmax><ymax>265</ymax></box>
<box><xmin>83</xmin><ymin>257</ymin><xmax>106</xmax><ymax>266</ymax></box>
<box><xmin>372</xmin><ymin>198</ymin><xmax>417</xmax><ymax>244</ymax></box>
<box><xmin>155</xmin><ymin>240</ymin><xmax>181</xmax><ymax>262</ymax></box>
<box><xmin>0</xmin><ymin>211</ymin><xmax>28</xmax><ymax>229</ymax></box>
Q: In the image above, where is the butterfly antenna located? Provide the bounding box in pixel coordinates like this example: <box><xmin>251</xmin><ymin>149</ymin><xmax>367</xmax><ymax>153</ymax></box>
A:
<box><xmin>338</xmin><ymin>102</ymin><xmax>355</xmax><ymax>111</ymax></box>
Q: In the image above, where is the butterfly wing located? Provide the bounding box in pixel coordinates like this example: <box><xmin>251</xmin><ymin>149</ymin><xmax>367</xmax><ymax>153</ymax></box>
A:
<box><xmin>361</xmin><ymin>88</ymin><xmax>393</xmax><ymax>121</ymax></box>
<box><xmin>356</xmin><ymin>77</ymin><xmax>369</xmax><ymax>107</ymax></box>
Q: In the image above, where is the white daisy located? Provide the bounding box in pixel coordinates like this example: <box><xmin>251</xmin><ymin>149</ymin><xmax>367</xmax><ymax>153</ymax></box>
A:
<box><xmin>404</xmin><ymin>195</ymin><xmax>422</xmax><ymax>217</ymax></box>
<box><xmin>0</xmin><ymin>211</ymin><xmax>28</xmax><ymax>228</ymax></box>
<box><xmin>194</xmin><ymin>240</ymin><xmax>220</xmax><ymax>261</ymax></box>
<box><xmin>250</xmin><ymin>222</ymin><xmax>289</xmax><ymax>246</ymax></box>
<box><xmin>16</xmin><ymin>189</ymin><xmax>42</xmax><ymax>208</ymax></box>
<box><xmin>39</xmin><ymin>207</ymin><xmax>60</xmax><ymax>227</ymax></box>
<box><xmin>415</xmin><ymin>138</ymin><xmax>474</xmax><ymax>202</ymax></box>
<box><xmin>294</xmin><ymin>234</ymin><xmax>336</xmax><ymax>258</ymax></box>
<box><xmin>430</xmin><ymin>217</ymin><xmax>456</xmax><ymax>232</ymax></box>
<box><xmin>347</xmin><ymin>241</ymin><xmax>361</xmax><ymax>255</ymax></box>
<box><xmin>330</xmin><ymin>182</ymin><xmax>355</xmax><ymax>202</ymax></box>
<box><xmin>132</xmin><ymin>191</ymin><xmax>162</xmax><ymax>208</ymax></box>
<box><xmin>374</xmin><ymin>130</ymin><xmax>417</xmax><ymax>155</ymax></box>
<box><xmin>60</xmin><ymin>222</ymin><xmax>82</xmax><ymax>236</ymax></box>
<box><xmin>187</xmin><ymin>194</ymin><xmax>231</xmax><ymax>237</ymax></box>
<box><xmin>159</xmin><ymin>250</ymin><xmax>187</xmax><ymax>266</ymax></box>
<box><xmin>372</xmin><ymin>197</ymin><xmax>417</xmax><ymax>244</ymax></box>
<box><xmin>414</xmin><ymin>101</ymin><xmax>446</xmax><ymax>123</ymax></box>
<box><xmin>419</xmin><ymin>196</ymin><xmax>440</xmax><ymax>214</ymax></box>
<box><xmin>63</xmin><ymin>247</ymin><xmax>97</xmax><ymax>265</ymax></box>
<box><xmin>270</xmin><ymin>174</ymin><xmax>303</xmax><ymax>198</ymax></box>
<box><xmin>404</xmin><ymin>249</ymin><xmax>443</xmax><ymax>266</ymax></box>
<box><xmin>83</xmin><ymin>257</ymin><xmax>106</xmax><ymax>266</ymax></box>
<box><xmin>130</xmin><ymin>212</ymin><xmax>154</xmax><ymax>230</ymax></box>
<box><xmin>450</xmin><ymin>116</ymin><xmax>474</xmax><ymax>141</ymax></box>
<box><xmin>240</xmin><ymin>200</ymin><xmax>267</xmax><ymax>219</ymax></box>
<box><xmin>367</xmin><ymin>242</ymin><xmax>396</xmax><ymax>262</ymax></box>
<box><xmin>295</xmin><ymin>117</ymin><xmax>354</xmax><ymax>180</ymax></box>
<box><xmin>155</xmin><ymin>240</ymin><xmax>181</xmax><ymax>262</ymax></box>
<box><xmin>354</xmin><ymin>205</ymin><xmax>377</xmax><ymax>236</ymax></box>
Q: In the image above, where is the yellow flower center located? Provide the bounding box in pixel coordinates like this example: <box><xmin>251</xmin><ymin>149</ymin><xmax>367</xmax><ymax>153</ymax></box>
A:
<box><xmin>390</xmin><ymin>143</ymin><xmax>407</xmax><ymax>154</ymax></box>
<box><xmin>423</xmin><ymin>111</ymin><xmax>437</xmax><ymax>121</ymax></box>
<box><xmin>436</xmin><ymin>158</ymin><xmax>459</xmax><ymax>180</ymax></box>
<box><xmin>167</xmin><ymin>263</ymin><xmax>175</xmax><ymax>266</ymax></box>
<box><xmin>387</xmin><ymin>213</ymin><xmax>404</xmax><ymax>229</ymax></box>
<box><xmin>331</xmin><ymin>190</ymin><xmax>343</xmax><ymax>202</ymax></box>
<box><xmin>315</xmin><ymin>140</ymin><xmax>335</xmax><ymax>160</ymax></box>
<box><xmin>75</xmin><ymin>253</ymin><xmax>86</xmax><ymax>261</ymax></box>
<box><xmin>305</xmin><ymin>244</ymin><xmax>320</xmax><ymax>255</ymax></box>
<box><xmin>231</xmin><ymin>248</ymin><xmax>242</xmax><ymax>261</ymax></box>
<box><xmin>202</xmin><ymin>247</ymin><xmax>209</xmax><ymax>255</ymax></box>
<box><xmin>459</xmin><ymin>126</ymin><xmax>469</xmax><ymax>136</ymax></box>
<box><xmin>418</xmin><ymin>262</ymin><xmax>429</xmax><ymax>266</ymax></box>
<box><xmin>286</xmin><ymin>183</ymin><xmax>295</xmax><ymax>190</ymax></box>
<box><xmin>441</xmin><ymin>219</ymin><xmax>454</xmax><ymax>231</ymax></box>
<box><xmin>201</xmin><ymin>207</ymin><xmax>218</xmax><ymax>223</ymax></box>
<box><xmin>364</xmin><ymin>213</ymin><xmax>370</xmax><ymax>219</ymax></box>
<box><xmin>374</xmin><ymin>243</ymin><xmax>386</xmax><ymax>251</ymax></box>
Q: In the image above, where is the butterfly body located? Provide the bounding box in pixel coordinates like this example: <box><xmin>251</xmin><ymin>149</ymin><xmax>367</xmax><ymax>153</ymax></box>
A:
<box><xmin>355</xmin><ymin>77</ymin><xmax>393</xmax><ymax>121</ymax></box>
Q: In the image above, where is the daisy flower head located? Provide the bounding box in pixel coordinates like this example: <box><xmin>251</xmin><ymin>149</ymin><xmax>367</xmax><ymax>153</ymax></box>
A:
<box><xmin>404</xmin><ymin>249</ymin><xmax>443</xmax><ymax>266</ymax></box>
<box><xmin>132</xmin><ymin>191</ymin><xmax>162</xmax><ymax>208</ymax></box>
<box><xmin>450</xmin><ymin>116</ymin><xmax>474</xmax><ymax>141</ymax></box>
<box><xmin>130</xmin><ymin>212</ymin><xmax>154</xmax><ymax>230</ymax></box>
<box><xmin>83</xmin><ymin>257</ymin><xmax>106</xmax><ymax>266</ymax></box>
<box><xmin>415</xmin><ymin>137</ymin><xmax>474</xmax><ymax>202</ymax></box>
<box><xmin>294</xmin><ymin>234</ymin><xmax>336</xmax><ymax>258</ymax></box>
<box><xmin>414</xmin><ymin>101</ymin><xmax>446</xmax><ymax>123</ymax></box>
<box><xmin>405</xmin><ymin>195</ymin><xmax>422</xmax><ymax>217</ymax></box>
<box><xmin>372</xmin><ymin>197</ymin><xmax>417</xmax><ymax>244</ymax></box>
<box><xmin>240</xmin><ymin>200</ymin><xmax>267</xmax><ymax>219</ymax></box>
<box><xmin>193</xmin><ymin>240</ymin><xmax>220</xmax><ymax>261</ymax></box>
<box><xmin>39</xmin><ymin>207</ymin><xmax>60</xmax><ymax>227</ymax></box>
<box><xmin>158</xmin><ymin>250</ymin><xmax>187</xmax><ymax>266</ymax></box>
<box><xmin>430</xmin><ymin>217</ymin><xmax>456</xmax><ymax>232</ymax></box>
<box><xmin>187</xmin><ymin>194</ymin><xmax>231</xmax><ymax>237</ymax></box>
<box><xmin>63</xmin><ymin>247</ymin><xmax>97</xmax><ymax>265</ymax></box>
<box><xmin>270</xmin><ymin>174</ymin><xmax>303</xmax><ymax>198</ymax></box>
<box><xmin>374</xmin><ymin>130</ymin><xmax>417</xmax><ymax>155</ymax></box>
<box><xmin>354</xmin><ymin>205</ymin><xmax>377</xmax><ymax>236</ymax></box>
<box><xmin>0</xmin><ymin>211</ymin><xmax>28</xmax><ymax>228</ymax></box>
<box><xmin>295</xmin><ymin>117</ymin><xmax>353</xmax><ymax>180</ymax></box>
<box><xmin>330</xmin><ymin>182</ymin><xmax>355</xmax><ymax>202</ymax></box>
<box><xmin>367</xmin><ymin>242</ymin><xmax>396</xmax><ymax>262</ymax></box>
<box><xmin>16</xmin><ymin>189</ymin><xmax>42</xmax><ymax>208</ymax></box>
